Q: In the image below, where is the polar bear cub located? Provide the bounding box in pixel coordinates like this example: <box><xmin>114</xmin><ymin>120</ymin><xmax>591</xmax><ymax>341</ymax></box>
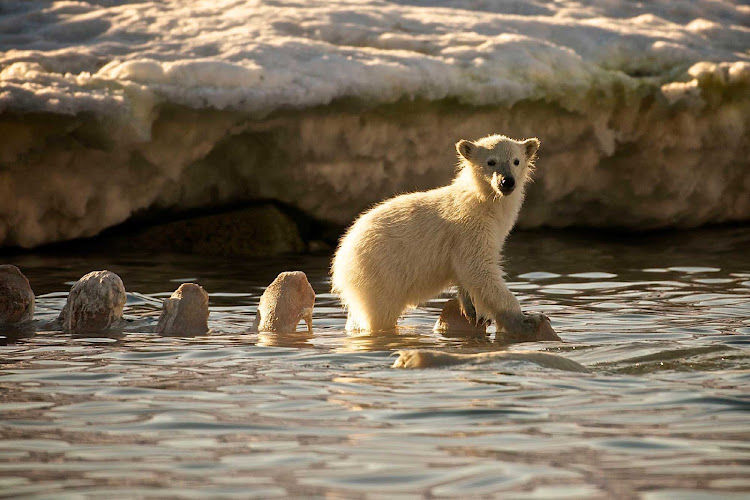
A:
<box><xmin>331</xmin><ymin>134</ymin><xmax>551</xmax><ymax>339</ymax></box>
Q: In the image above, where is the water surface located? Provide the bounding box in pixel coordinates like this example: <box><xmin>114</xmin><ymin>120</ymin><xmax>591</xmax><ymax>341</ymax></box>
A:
<box><xmin>1</xmin><ymin>228</ymin><xmax>749</xmax><ymax>498</ymax></box>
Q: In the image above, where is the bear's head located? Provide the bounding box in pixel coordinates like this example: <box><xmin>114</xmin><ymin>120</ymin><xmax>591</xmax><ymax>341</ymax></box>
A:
<box><xmin>456</xmin><ymin>134</ymin><xmax>540</xmax><ymax>199</ymax></box>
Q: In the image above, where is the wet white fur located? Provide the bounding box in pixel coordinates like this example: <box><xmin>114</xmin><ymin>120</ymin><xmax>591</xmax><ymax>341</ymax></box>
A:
<box><xmin>331</xmin><ymin>134</ymin><xmax>539</xmax><ymax>332</ymax></box>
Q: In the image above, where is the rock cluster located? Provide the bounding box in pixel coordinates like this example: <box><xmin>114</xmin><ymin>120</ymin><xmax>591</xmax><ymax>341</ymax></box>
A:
<box><xmin>2</xmin><ymin>267</ymin><xmax>560</xmax><ymax>348</ymax></box>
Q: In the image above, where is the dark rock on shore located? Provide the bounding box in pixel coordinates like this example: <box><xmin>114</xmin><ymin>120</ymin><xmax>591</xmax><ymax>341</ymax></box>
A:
<box><xmin>110</xmin><ymin>205</ymin><xmax>306</xmax><ymax>257</ymax></box>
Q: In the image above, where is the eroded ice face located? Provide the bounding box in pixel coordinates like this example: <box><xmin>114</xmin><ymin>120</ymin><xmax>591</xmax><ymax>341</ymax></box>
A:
<box><xmin>456</xmin><ymin>135</ymin><xmax>540</xmax><ymax>197</ymax></box>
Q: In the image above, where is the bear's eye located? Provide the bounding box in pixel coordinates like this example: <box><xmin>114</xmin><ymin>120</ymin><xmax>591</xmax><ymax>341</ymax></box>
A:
<box><xmin>513</xmin><ymin>158</ymin><xmax>520</xmax><ymax>166</ymax></box>
<box><xmin>487</xmin><ymin>159</ymin><xmax>496</xmax><ymax>167</ymax></box>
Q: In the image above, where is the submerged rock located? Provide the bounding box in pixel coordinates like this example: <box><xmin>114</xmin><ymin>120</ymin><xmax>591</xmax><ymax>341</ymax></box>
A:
<box><xmin>59</xmin><ymin>270</ymin><xmax>126</xmax><ymax>333</ymax></box>
<box><xmin>0</xmin><ymin>265</ymin><xmax>35</xmax><ymax>324</ymax></box>
<box><xmin>252</xmin><ymin>271</ymin><xmax>315</xmax><ymax>333</ymax></box>
<box><xmin>433</xmin><ymin>298</ymin><xmax>487</xmax><ymax>335</ymax></box>
<box><xmin>156</xmin><ymin>283</ymin><xmax>209</xmax><ymax>336</ymax></box>
<box><xmin>393</xmin><ymin>349</ymin><xmax>587</xmax><ymax>372</ymax></box>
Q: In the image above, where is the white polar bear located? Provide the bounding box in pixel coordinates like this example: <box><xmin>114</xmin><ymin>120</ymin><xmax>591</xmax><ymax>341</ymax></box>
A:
<box><xmin>331</xmin><ymin>134</ymin><xmax>554</xmax><ymax>341</ymax></box>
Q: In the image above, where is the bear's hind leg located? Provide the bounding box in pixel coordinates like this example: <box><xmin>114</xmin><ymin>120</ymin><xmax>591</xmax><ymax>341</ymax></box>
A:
<box><xmin>345</xmin><ymin>313</ymin><xmax>362</xmax><ymax>331</ymax></box>
<box><xmin>355</xmin><ymin>288</ymin><xmax>406</xmax><ymax>332</ymax></box>
<box><xmin>343</xmin><ymin>292</ymin><xmax>403</xmax><ymax>332</ymax></box>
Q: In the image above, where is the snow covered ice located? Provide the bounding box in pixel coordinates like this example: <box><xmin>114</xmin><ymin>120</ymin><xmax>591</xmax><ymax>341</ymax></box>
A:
<box><xmin>1</xmin><ymin>1</ymin><xmax>749</xmax><ymax>247</ymax></box>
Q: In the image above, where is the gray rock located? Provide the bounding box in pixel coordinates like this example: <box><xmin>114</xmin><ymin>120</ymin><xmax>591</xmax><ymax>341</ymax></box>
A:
<box><xmin>59</xmin><ymin>270</ymin><xmax>126</xmax><ymax>333</ymax></box>
<box><xmin>156</xmin><ymin>283</ymin><xmax>209</xmax><ymax>336</ymax></box>
<box><xmin>0</xmin><ymin>265</ymin><xmax>34</xmax><ymax>324</ymax></box>
<box><xmin>252</xmin><ymin>271</ymin><xmax>315</xmax><ymax>333</ymax></box>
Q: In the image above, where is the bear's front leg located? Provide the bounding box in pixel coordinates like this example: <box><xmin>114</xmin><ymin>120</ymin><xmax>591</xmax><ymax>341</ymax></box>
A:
<box><xmin>457</xmin><ymin>286</ymin><xmax>490</xmax><ymax>327</ymax></box>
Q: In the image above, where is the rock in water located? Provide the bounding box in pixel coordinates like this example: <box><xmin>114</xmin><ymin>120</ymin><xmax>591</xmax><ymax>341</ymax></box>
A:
<box><xmin>433</xmin><ymin>298</ymin><xmax>487</xmax><ymax>335</ymax></box>
<box><xmin>59</xmin><ymin>270</ymin><xmax>126</xmax><ymax>333</ymax></box>
<box><xmin>498</xmin><ymin>313</ymin><xmax>561</xmax><ymax>344</ymax></box>
<box><xmin>252</xmin><ymin>271</ymin><xmax>315</xmax><ymax>333</ymax></box>
<box><xmin>0</xmin><ymin>265</ymin><xmax>35</xmax><ymax>324</ymax></box>
<box><xmin>393</xmin><ymin>349</ymin><xmax>588</xmax><ymax>372</ymax></box>
<box><xmin>156</xmin><ymin>283</ymin><xmax>209</xmax><ymax>336</ymax></box>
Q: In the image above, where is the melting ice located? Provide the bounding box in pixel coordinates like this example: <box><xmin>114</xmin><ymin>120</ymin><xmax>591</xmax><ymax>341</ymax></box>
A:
<box><xmin>1</xmin><ymin>1</ymin><xmax>749</xmax><ymax>247</ymax></box>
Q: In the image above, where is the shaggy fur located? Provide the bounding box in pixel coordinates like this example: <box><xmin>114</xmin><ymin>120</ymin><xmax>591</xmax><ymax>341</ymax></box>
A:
<box><xmin>331</xmin><ymin>134</ymin><xmax>545</xmax><ymax>335</ymax></box>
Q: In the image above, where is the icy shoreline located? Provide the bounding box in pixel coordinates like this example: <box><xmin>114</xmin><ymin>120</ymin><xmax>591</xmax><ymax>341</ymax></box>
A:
<box><xmin>1</xmin><ymin>1</ymin><xmax>749</xmax><ymax>247</ymax></box>
<box><xmin>3</xmin><ymin>89</ymin><xmax>749</xmax><ymax>248</ymax></box>
<box><xmin>3</xmin><ymin>1</ymin><xmax>748</xmax><ymax>117</ymax></box>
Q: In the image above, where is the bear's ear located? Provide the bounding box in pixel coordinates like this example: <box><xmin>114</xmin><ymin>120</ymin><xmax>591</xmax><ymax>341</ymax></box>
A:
<box><xmin>522</xmin><ymin>138</ymin><xmax>540</xmax><ymax>158</ymax></box>
<box><xmin>456</xmin><ymin>139</ymin><xmax>475</xmax><ymax>160</ymax></box>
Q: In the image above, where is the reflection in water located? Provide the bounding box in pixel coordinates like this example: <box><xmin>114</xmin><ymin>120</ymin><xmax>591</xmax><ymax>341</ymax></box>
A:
<box><xmin>343</xmin><ymin>328</ymin><xmax>426</xmax><ymax>351</ymax></box>
<box><xmin>0</xmin><ymin>227</ymin><xmax>749</xmax><ymax>498</ymax></box>
<box><xmin>257</xmin><ymin>330</ymin><xmax>314</xmax><ymax>348</ymax></box>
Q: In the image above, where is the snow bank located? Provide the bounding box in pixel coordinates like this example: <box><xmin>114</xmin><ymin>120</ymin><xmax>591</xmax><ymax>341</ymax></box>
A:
<box><xmin>1</xmin><ymin>1</ymin><xmax>749</xmax><ymax>247</ymax></box>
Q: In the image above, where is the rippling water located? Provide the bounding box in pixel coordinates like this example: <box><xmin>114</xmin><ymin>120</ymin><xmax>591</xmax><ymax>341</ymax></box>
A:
<box><xmin>1</xmin><ymin>228</ymin><xmax>749</xmax><ymax>498</ymax></box>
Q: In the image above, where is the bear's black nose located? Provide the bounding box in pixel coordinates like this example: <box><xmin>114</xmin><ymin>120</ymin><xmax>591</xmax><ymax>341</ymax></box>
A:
<box><xmin>500</xmin><ymin>176</ymin><xmax>515</xmax><ymax>193</ymax></box>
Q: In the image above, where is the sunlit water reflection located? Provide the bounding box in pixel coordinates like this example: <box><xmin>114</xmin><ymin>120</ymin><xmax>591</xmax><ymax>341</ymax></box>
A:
<box><xmin>1</xmin><ymin>228</ymin><xmax>749</xmax><ymax>498</ymax></box>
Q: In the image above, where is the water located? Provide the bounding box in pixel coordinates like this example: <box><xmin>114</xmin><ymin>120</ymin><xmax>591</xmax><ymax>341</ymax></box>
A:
<box><xmin>1</xmin><ymin>227</ymin><xmax>749</xmax><ymax>499</ymax></box>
